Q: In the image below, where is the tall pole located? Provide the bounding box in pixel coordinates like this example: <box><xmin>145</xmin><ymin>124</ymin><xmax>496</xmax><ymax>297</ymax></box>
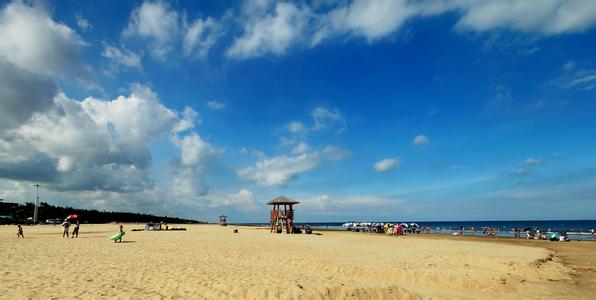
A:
<box><xmin>33</xmin><ymin>184</ymin><xmax>40</xmax><ymax>224</ymax></box>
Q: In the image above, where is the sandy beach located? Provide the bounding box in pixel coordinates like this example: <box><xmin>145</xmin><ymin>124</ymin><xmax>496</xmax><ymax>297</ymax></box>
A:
<box><xmin>1</xmin><ymin>224</ymin><xmax>595</xmax><ymax>299</ymax></box>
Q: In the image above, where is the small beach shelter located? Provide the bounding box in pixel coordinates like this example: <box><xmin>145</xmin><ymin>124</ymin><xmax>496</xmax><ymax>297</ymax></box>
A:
<box><xmin>219</xmin><ymin>215</ymin><xmax>227</xmax><ymax>226</ymax></box>
<box><xmin>267</xmin><ymin>196</ymin><xmax>299</xmax><ymax>234</ymax></box>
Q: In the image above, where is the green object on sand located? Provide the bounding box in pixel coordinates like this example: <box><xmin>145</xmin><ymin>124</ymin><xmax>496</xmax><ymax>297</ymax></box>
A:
<box><xmin>109</xmin><ymin>231</ymin><xmax>125</xmax><ymax>240</ymax></box>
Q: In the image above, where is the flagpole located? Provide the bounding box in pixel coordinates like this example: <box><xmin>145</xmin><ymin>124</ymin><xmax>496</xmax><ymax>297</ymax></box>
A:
<box><xmin>33</xmin><ymin>184</ymin><xmax>40</xmax><ymax>224</ymax></box>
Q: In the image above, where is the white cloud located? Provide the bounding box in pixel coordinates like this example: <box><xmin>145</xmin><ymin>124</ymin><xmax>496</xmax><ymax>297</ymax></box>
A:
<box><xmin>315</xmin><ymin>0</ymin><xmax>416</xmax><ymax>43</ymax></box>
<box><xmin>0</xmin><ymin>1</ymin><xmax>87</xmax><ymax>77</ymax></box>
<box><xmin>224</xmin><ymin>0</ymin><xmax>596</xmax><ymax>60</ymax></box>
<box><xmin>218</xmin><ymin>188</ymin><xmax>259</xmax><ymax>211</ymax></box>
<box><xmin>227</xmin><ymin>2</ymin><xmax>312</xmax><ymax>58</ymax></box>
<box><xmin>238</xmin><ymin>145</ymin><xmax>348</xmax><ymax>186</ymax></box>
<box><xmin>412</xmin><ymin>135</ymin><xmax>429</xmax><ymax>144</ymax></box>
<box><xmin>292</xmin><ymin>141</ymin><xmax>310</xmax><ymax>154</ymax></box>
<box><xmin>286</xmin><ymin>120</ymin><xmax>307</xmax><ymax>134</ymax></box>
<box><xmin>0</xmin><ymin>1</ymin><xmax>90</xmax><ymax>129</ymax></box>
<box><xmin>454</xmin><ymin>0</ymin><xmax>596</xmax><ymax>34</ymax></box>
<box><xmin>312</xmin><ymin>106</ymin><xmax>346</xmax><ymax>132</ymax></box>
<box><xmin>0</xmin><ymin>60</ymin><xmax>57</xmax><ymax>129</ymax></box>
<box><xmin>0</xmin><ymin>85</ymin><xmax>195</xmax><ymax>192</ymax></box>
<box><xmin>102</xmin><ymin>44</ymin><xmax>143</xmax><ymax>70</ymax></box>
<box><xmin>373</xmin><ymin>157</ymin><xmax>401</xmax><ymax>172</ymax></box>
<box><xmin>566</xmin><ymin>71</ymin><xmax>596</xmax><ymax>91</ymax></box>
<box><xmin>555</xmin><ymin>64</ymin><xmax>596</xmax><ymax>91</ymax></box>
<box><xmin>123</xmin><ymin>1</ymin><xmax>179</xmax><ymax>59</ymax></box>
<box><xmin>322</xmin><ymin>146</ymin><xmax>350</xmax><ymax>161</ymax></box>
<box><xmin>206</xmin><ymin>100</ymin><xmax>225</xmax><ymax>111</ymax></box>
<box><xmin>75</xmin><ymin>13</ymin><xmax>92</xmax><ymax>31</ymax></box>
<box><xmin>183</xmin><ymin>16</ymin><xmax>221</xmax><ymax>59</ymax></box>
<box><xmin>516</xmin><ymin>157</ymin><xmax>542</xmax><ymax>173</ymax></box>
<box><xmin>563</xmin><ymin>61</ymin><xmax>576</xmax><ymax>70</ymax></box>
<box><xmin>238</xmin><ymin>152</ymin><xmax>319</xmax><ymax>186</ymax></box>
<box><xmin>525</xmin><ymin>158</ymin><xmax>542</xmax><ymax>165</ymax></box>
<box><xmin>171</xmin><ymin>133</ymin><xmax>217</xmax><ymax>166</ymax></box>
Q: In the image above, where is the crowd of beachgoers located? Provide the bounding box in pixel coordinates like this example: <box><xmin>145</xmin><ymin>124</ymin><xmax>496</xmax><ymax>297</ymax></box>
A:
<box><xmin>342</xmin><ymin>222</ymin><xmax>596</xmax><ymax>241</ymax></box>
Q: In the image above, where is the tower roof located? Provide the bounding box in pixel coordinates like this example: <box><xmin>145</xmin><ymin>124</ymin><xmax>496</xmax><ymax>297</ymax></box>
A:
<box><xmin>266</xmin><ymin>196</ymin><xmax>300</xmax><ymax>205</ymax></box>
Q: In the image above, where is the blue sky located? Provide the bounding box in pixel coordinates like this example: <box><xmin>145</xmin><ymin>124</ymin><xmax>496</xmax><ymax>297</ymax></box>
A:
<box><xmin>0</xmin><ymin>0</ymin><xmax>595</xmax><ymax>222</ymax></box>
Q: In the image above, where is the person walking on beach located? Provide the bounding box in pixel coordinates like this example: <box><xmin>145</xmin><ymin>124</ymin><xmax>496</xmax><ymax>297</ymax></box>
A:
<box><xmin>61</xmin><ymin>219</ymin><xmax>70</xmax><ymax>238</ymax></box>
<box><xmin>72</xmin><ymin>220</ymin><xmax>80</xmax><ymax>238</ymax></box>
<box><xmin>17</xmin><ymin>225</ymin><xmax>24</xmax><ymax>238</ymax></box>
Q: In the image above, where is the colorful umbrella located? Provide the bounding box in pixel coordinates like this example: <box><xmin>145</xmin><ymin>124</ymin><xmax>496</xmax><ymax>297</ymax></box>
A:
<box><xmin>67</xmin><ymin>214</ymin><xmax>79</xmax><ymax>219</ymax></box>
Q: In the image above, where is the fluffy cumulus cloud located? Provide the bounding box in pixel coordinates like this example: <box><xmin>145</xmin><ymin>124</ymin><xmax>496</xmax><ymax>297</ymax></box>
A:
<box><xmin>0</xmin><ymin>61</ymin><xmax>57</xmax><ymax>129</ymax></box>
<box><xmin>171</xmin><ymin>132</ymin><xmax>217</xmax><ymax>166</ymax></box>
<box><xmin>123</xmin><ymin>1</ymin><xmax>222</xmax><ymax>60</ymax></box>
<box><xmin>123</xmin><ymin>1</ymin><xmax>179</xmax><ymax>58</ymax></box>
<box><xmin>227</xmin><ymin>2</ymin><xmax>313</xmax><ymax>58</ymax></box>
<box><xmin>0</xmin><ymin>85</ymin><xmax>195</xmax><ymax>192</ymax></box>
<box><xmin>412</xmin><ymin>134</ymin><xmax>429</xmax><ymax>144</ymax></box>
<box><xmin>0</xmin><ymin>1</ymin><xmax>87</xmax><ymax>129</ymax></box>
<box><xmin>373</xmin><ymin>157</ymin><xmax>401</xmax><ymax>172</ymax></box>
<box><xmin>168</xmin><ymin>129</ymin><xmax>220</xmax><ymax>203</ymax></box>
<box><xmin>0</xmin><ymin>1</ymin><xmax>87</xmax><ymax>77</ymax></box>
<box><xmin>314</xmin><ymin>0</ymin><xmax>415</xmax><ymax>43</ymax></box>
<box><xmin>224</xmin><ymin>0</ymin><xmax>596</xmax><ymax>59</ymax></box>
<box><xmin>238</xmin><ymin>146</ymin><xmax>348</xmax><ymax>186</ymax></box>
<box><xmin>216</xmin><ymin>188</ymin><xmax>259</xmax><ymax>212</ymax></box>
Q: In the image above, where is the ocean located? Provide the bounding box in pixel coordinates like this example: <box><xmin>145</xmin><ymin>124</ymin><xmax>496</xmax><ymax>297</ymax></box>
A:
<box><xmin>239</xmin><ymin>220</ymin><xmax>596</xmax><ymax>240</ymax></box>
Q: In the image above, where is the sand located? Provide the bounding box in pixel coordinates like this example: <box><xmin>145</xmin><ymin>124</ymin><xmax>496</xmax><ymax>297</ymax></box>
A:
<box><xmin>1</xmin><ymin>224</ymin><xmax>594</xmax><ymax>299</ymax></box>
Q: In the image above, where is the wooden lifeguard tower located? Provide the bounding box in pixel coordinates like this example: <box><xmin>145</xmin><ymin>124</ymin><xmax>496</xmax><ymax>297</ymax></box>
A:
<box><xmin>267</xmin><ymin>196</ymin><xmax>299</xmax><ymax>234</ymax></box>
<box><xmin>219</xmin><ymin>215</ymin><xmax>227</xmax><ymax>226</ymax></box>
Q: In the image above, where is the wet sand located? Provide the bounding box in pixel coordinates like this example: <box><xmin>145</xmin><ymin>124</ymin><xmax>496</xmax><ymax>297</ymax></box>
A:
<box><xmin>1</xmin><ymin>224</ymin><xmax>594</xmax><ymax>299</ymax></box>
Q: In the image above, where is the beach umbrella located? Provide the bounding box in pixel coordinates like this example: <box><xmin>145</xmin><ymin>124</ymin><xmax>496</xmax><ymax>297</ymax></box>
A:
<box><xmin>400</xmin><ymin>223</ymin><xmax>409</xmax><ymax>228</ymax></box>
<box><xmin>548</xmin><ymin>232</ymin><xmax>557</xmax><ymax>240</ymax></box>
<box><xmin>66</xmin><ymin>214</ymin><xmax>79</xmax><ymax>219</ymax></box>
<box><xmin>522</xmin><ymin>227</ymin><xmax>532</xmax><ymax>232</ymax></box>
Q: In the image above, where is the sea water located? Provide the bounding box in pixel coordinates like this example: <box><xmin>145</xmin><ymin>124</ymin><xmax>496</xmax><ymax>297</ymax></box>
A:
<box><xmin>240</xmin><ymin>220</ymin><xmax>596</xmax><ymax>240</ymax></box>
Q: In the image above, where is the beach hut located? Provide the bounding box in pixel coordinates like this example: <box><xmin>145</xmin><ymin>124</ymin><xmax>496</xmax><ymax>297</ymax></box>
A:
<box><xmin>267</xmin><ymin>196</ymin><xmax>299</xmax><ymax>234</ymax></box>
<box><xmin>219</xmin><ymin>215</ymin><xmax>228</xmax><ymax>226</ymax></box>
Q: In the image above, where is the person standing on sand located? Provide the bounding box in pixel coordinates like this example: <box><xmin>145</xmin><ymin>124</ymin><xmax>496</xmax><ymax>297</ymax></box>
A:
<box><xmin>115</xmin><ymin>225</ymin><xmax>124</xmax><ymax>243</ymax></box>
<box><xmin>72</xmin><ymin>220</ymin><xmax>80</xmax><ymax>238</ymax></box>
<box><xmin>61</xmin><ymin>219</ymin><xmax>70</xmax><ymax>238</ymax></box>
<box><xmin>17</xmin><ymin>225</ymin><xmax>24</xmax><ymax>238</ymax></box>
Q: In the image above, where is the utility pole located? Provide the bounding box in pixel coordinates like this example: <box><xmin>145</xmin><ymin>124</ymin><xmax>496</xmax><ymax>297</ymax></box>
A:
<box><xmin>33</xmin><ymin>184</ymin><xmax>40</xmax><ymax>224</ymax></box>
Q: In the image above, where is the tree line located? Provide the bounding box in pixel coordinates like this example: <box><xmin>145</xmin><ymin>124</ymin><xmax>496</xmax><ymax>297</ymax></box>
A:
<box><xmin>0</xmin><ymin>202</ymin><xmax>204</xmax><ymax>224</ymax></box>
